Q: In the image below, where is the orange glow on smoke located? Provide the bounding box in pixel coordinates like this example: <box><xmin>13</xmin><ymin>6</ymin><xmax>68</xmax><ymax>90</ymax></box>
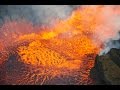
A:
<box><xmin>0</xmin><ymin>5</ymin><xmax>120</xmax><ymax>84</ymax></box>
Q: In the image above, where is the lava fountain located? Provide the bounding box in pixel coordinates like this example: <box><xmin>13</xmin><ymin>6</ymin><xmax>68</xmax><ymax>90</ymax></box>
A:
<box><xmin>0</xmin><ymin>5</ymin><xmax>120</xmax><ymax>85</ymax></box>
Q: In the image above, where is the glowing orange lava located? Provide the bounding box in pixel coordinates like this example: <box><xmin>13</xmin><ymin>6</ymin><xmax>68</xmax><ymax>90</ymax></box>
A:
<box><xmin>17</xmin><ymin>6</ymin><xmax>103</xmax><ymax>65</ymax></box>
<box><xmin>0</xmin><ymin>5</ymin><xmax>120</xmax><ymax>84</ymax></box>
<box><xmin>16</xmin><ymin>6</ymin><xmax>103</xmax><ymax>84</ymax></box>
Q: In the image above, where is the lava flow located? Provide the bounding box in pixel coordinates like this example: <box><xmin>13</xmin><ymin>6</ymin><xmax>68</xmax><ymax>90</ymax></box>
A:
<box><xmin>0</xmin><ymin>5</ymin><xmax>120</xmax><ymax>85</ymax></box>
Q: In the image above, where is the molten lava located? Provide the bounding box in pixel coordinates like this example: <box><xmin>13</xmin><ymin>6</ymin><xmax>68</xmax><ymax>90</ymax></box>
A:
<box><xmin>0</xmin><ymin>5</ymin><xmax>120</xmax><ymax>85</ymax></box>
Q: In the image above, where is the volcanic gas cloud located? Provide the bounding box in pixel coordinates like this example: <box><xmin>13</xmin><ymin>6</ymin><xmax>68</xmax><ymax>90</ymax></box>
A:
<box><xmin>0</xmin><ymin>5</ymin><xmax>120</xmax><ymax>85</ymax></box>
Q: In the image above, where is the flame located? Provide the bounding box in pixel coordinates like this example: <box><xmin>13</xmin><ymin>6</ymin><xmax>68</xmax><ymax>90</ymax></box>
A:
<box><xmin>0</xmin><ymin>5</ymin><xmax>120</xmax><ymax>84</ymax></box>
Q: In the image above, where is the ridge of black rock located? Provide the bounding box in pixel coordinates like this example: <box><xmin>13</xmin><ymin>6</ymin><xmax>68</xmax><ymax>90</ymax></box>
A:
<box><xmin>90</xmin><ymin>48</ymin><xmax>120</xmax><ymax>85</ymax></box>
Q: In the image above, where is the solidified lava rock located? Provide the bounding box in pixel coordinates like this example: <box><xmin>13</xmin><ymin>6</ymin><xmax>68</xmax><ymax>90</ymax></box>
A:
<box><xmin>90</xmin><ymin>48</ymin><xmax>120</xmax><ymax>85</ymax></box>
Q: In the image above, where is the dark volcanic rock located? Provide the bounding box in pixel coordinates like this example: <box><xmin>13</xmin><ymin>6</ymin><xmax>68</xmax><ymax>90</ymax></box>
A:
<box><xmin>90</xmin><ymin>48</ymin><xmax>120</xmax><ymax>85</ymax></box>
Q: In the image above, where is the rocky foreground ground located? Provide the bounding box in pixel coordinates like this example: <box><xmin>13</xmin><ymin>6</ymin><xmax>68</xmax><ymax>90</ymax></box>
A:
<box><xmin>90</xmin><ymin>48</ymin><xmax>120</xmax><ymax>85</ymax></box>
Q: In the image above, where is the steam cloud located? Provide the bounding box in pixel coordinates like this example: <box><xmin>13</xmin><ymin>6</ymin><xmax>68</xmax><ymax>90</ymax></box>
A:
<box><xmin>89</xmin><ymin>5</ymin><xmax>120</xmax><ymax>55</ymax></box>
<box><xmin>79</xmin><ymin>5</ymin><xmax>120</xmax><ymax>55</ymax></box>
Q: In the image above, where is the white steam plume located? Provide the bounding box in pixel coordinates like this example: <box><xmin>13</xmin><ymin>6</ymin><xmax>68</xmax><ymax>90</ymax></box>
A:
<box><xmin>82</xmin><ymin>5</ymin><xmax>120</xmax><ymax>55</ymax></box>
